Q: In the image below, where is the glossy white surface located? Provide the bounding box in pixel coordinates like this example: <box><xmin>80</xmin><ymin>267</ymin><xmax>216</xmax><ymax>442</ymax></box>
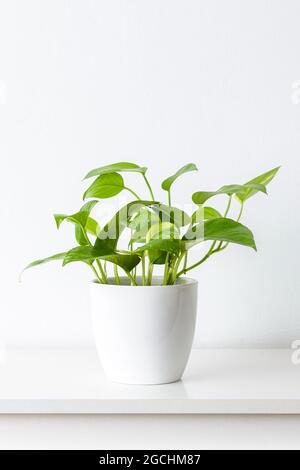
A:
<box><xmin>0</xmin><ymin>348</ymin><xmax>299</xmax><ymax>414</ymax></box>
<box><xmin>90</xmin><ymin>277</ymin><xmax>198</xmax><ymax>384</ymax></box>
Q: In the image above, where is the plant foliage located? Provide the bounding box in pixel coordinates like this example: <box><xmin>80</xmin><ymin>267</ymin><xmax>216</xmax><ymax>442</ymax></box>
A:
<box><xmin>23</xmin><ymin>163</ymin><xmax>279</xmax><ymax>285</ymax></box>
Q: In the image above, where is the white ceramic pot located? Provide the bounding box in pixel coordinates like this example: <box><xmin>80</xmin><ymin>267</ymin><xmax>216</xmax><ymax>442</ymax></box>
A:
<box><xmin>90</xmin><ymin>276</ymin><xmax>198</xmax><ymax>384</ymax></box>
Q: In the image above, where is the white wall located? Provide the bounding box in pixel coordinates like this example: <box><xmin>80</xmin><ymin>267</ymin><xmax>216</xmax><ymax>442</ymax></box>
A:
<box><xmin>0</xmin><ymin>0</ymin><xmax>299</xmax><ymax>347</ymax></box>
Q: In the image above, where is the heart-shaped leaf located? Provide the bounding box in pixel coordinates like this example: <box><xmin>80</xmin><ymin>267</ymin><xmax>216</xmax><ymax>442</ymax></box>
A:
<box><xmin>135</xmin><ymin>239</ymin><xmax>183</xmax><ymax>257</ymax></box>
<box><xmin>83</xmin><ymin>173</ymin><xmax>124</xmax><ymax>200</ymax></box>
<box><xmin>236</xmin><ymin>166</ymin><xmax>280</xmax><ymax>203</ymax></box>
<box><xmin>100</xmin><ymin>254</ymin><xmax>141</xmax><ymax>272</ymax></box>
<box><xmin>161</xmin><ymin>163</ymin><xmax>198</xmax><ymax>192</ymax></box>
<box><xmin>183</xmin><ymin>217</ymin><xmax>256</xmax><ymax>250</ymax></box>
<box><xmin>192</xmin><ymin>183</ymin><xmax>267</xmax><ymax>205</ymax></box>
<box><xmin>191</xmin><ymin>206</ymin><xmax>222</xmax><ymax>224</ymax></box>
<box><xmin>63</xmin><ymin>246</ymin><xmax>140</xmax><ymax>272</ymax></box>
<box><xmin>83</xmin><ymin>162</ymin><xmax>147</xmax><ymax>180</ymax></box>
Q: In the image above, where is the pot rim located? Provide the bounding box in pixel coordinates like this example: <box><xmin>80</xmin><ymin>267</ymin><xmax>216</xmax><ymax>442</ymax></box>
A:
<box><xmin>91</xmin><ymin>276</ymin><xmax>197</xmax><ymax>288</ymax></box>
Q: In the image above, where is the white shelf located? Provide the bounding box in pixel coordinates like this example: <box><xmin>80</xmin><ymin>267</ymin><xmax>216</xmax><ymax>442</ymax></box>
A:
<box><xmin>0</xmin><ymin>348</ymin><xmax>299</xmax><ymax>414</ymax></box>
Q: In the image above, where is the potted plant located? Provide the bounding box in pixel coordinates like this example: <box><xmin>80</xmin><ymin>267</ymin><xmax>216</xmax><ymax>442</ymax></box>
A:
<box><xmin>23</xmin><ymin>162</ymin><xmax>279</xmax><ymax>384</ymax></box>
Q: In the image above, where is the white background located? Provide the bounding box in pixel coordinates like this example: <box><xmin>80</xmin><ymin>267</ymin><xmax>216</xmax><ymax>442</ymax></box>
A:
<box><xmin>0</xmin><ymin>0</ymin><xmax>299</xmax><ymax>348</ymax></box>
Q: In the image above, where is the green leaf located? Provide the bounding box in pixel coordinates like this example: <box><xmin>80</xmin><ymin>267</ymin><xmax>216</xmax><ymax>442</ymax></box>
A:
<box><xmin>129</xmin><ymin>204</ymin><xmax>190</xmax><ymax>243</ymax></box>
<box><xmin>129</xmin><ymin>208</ymin><xmax>159</xmax><ymax>243</ymax></box>
<box><xmin>161</xmin><ymin>163</ymin><xmax>198</xmax><ymax>192</ymax></box>
<box><xmin>192</xmin><ymin>183</ymin><xmax>267</xmax><ymax>205</ymax></box>
<box><xmin>191</xmin><ymin>206</ymin><xmax>222</xmax><ymax>224</ymax></box>
<box><xmin>236</xmin><ymin>166</ymin><xmax>280</xmax><ymax>203</ymax></box>
<box><xmin>63</xmin><ymin>246</ymin><xmax>140</xmax><ymax>272</ymax></box>
<box><xmin>146</xmin><ymin>222</ymin><xmax>180</xmax><ymax>241</ymax></box>
<box><xmin>75</xmin><ymin>217</ymin><xmax>100</xmax><ymax>245</ymax></box>
<box><xmin>83</xmin><ymin>173</ymin><xmax>124</xmax><ymax>200</ymax></box>
<box><xmin>63</xmin><ymin>243</ymin><xmax>115</xmax><ymax>266</ymax></box>
<box><xmin>95</xmin><ymin>200</ymin><xmax>158</xmax><ymax>252</ymax></box>
<box><xmin>151</xmin><ymin>203</ymin><xmax>191</xmax><ymax>227</ymax></box>
<box><xmin>135</xmin><ymin>239</ymin><xmax>183</xmax><ymax>257</ymax></box>
<box><xmin>101</xmin><ymin>254</ymin><xmax>141</xmax><ymax>272</ymax></box>
<box><xmin>83</xmin><ymin>162</ymin><xmax>147</xmax><ymax>180</ymax></box>
<box><xmin>183</xmin><ymin>217</ymin><xmax>256</xmax><ymax>250</ymax></box>
<box><xmin>54</xmin><ymin>200</ymin><xmax>99</xmax><ymax>229</ymax></box>
<box><xmin>22</xmin><ymin>252</ymin><xmax>67</xmax><ymax>274</ymax></box>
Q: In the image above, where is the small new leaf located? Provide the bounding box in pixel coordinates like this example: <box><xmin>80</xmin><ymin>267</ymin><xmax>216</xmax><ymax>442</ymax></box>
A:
<box><xmin>161</xmin><ymin>163</ymin><xmax>198</xmax><ymax>192</ymax></box>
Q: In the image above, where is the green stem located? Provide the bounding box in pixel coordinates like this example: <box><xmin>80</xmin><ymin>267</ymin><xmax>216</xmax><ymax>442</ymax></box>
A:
<box><xmin>167</xmin><ymin>190</ymin><xmax>171</xmax><ymax>207</ymax></box>
<box><xmin>217</xmin><ymin>201</ymin><xmax>244</xmax><ymax>251</ymax></box>
<box><xmin>183</xmin><ymin>251</ymin><xmax>188</xmax><ymax>271</ymax></box>
<box><xmin>223</xmin><ymin>195</ymin><xmax>232</xmax><ymax>217</ymax></box>
<box><xmin>142</xmin><ymin>174</ymin><xmax>155</xmax><ymax>201</ymax></box>
<box><xmin>237</xmin><ymin>201</ymin><xmax>244</xmax><ymax>222</ymax></box>
<box><xmin>114</xmin><ymin>264</ymin><xmax>120</xmax><ymax>285</ymax></box>
<box><xmin>126</xmin><ymin>270</ymin><xmax>137</xmax><ymax>286</ymax></box>
<box><xmin>147</xmin><ymin>263</ymin><xmax>153</xmax><ymax>285</ymax></box>
<box><xmin>90</xmin><ymin>263</ymin><xmax>103</xmax><ymax>284</ymax></box>
<box><xmin>124</xmin><ymin>186</ymin><xmax>142</xmax><ymax>200</ymax></box>
<box><xmin>141</xmin><ymin>253</ymin><xmax>146</xmax><ymax>286</ymax></box>
<box><xmin>171</xmin><ymin>252</ymin><xmax>185</xmax><ymax>283</ymax></box>
<box><xmin>81</xmin><ymin>226</ymin><xmax>106</xmax><ymax>283</ymax></box>
<box><xmin>177</xmin><ymin>241</ymin><xmax>218</xmax><ymax>278</ymax></box>
<box><xmin>163</xmin><ymin>252</ymin><xmax>170</xmax><ymax>285</ymax></box>
<box><xmin>96</xmin><ymin>259</ymin><xmax>107</xmax><ymax>283</ymax></box>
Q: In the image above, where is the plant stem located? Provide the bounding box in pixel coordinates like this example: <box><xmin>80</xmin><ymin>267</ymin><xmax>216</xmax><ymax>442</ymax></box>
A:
<box><xmin>223</xmin><ymin>195</ymin><xmax>232</xmax><ymax>217</ymax></box>
<box><xmin>167</xmin><ymin>190</ymin><xmax>171</xmax><ymax>207</ymax></box>
<box><xmin>217</xmin><ymin>201</ymin><xmax>244</xmax><ymax>251</ymax></box>
<box><xmin>236</xmin><ymin>201</ymin><xmax>244</xmax><ymax>222</ymax></box>
<box><xmin>126</xmin><ymin>270</ymin><xmax>137</xmax><ymax>286</ymax></box>
<box><xmin>90</xmin><ymin>263</ymin><xmax>103</xmax><ymax>284</ymax></box>
<box><xmin>177</xmin><ymin>241</ymin><xmax>218</xmax><ymax>278</ymax></box>
<box><xmin>183</xmin><ymin>251</ymin><xmax>188</xmax><ymax>271</ymax></box>
<box><xmin>147</xmin><ymin>263</ymin><xmax>153</xmax><ymax>285</ymax></box>
<box><xmin>124</xmin><ymin>186</ymin><xmax>142</xmax><ymax>200</ymax></box>
<box><xmin>81</xmin><ymin>226</ymin><xmax>106</xmax><ymax>283</ymax></box>
<box><xmin>142</xmin><ymin>174</ymin><xmax>155</xmax><ymax>201</ymax></box>
<box><xmin>114</xmin><ymin>264</ymin><xmax>120</xmax><ymax>285</ymax></box>
<box><xmin>163</xmin><ymin>252</ymin><xmax>170</xmax><ymax>285</ymax></box>
<box><xmin>141</xmin><ymin>253</ymin><xmax>146</xmax><ymax>286</ymax></box>
<box><xmin>96</xmin><ymin>259</ymin><xmax>107</xmax><ymax>283</ymax></box>
<box><xmin>171</xmin><ymin>252</ymin><xmax>185</xmax><ymax>283</ymax></box>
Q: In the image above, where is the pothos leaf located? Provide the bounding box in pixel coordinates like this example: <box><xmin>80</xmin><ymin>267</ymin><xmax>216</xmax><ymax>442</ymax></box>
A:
<box><xmin>183</xmin><ymin>217</ymin><xmax>256</xmax><ymax>250</ymax></box>
<box><xmin>192</xmin><ymin>183</ymin><xmax>267</xmax><ymax>205</ymax></box>
<box><xmin>21</xmin><ymin>252</ymin><xmax>67</xmax><ymax>278</ymax></box>
<box><xmin>191</xmin><ymin>206</ymin><xmax>222</xmax><ymax>224</ymax></box>
<box><xmin>83</xmin><ymin>173</ymin><xmax>124</xmax><ymax>200</ymax></box>
<box><xmin>54</xmin><ymin>200</ymin><xmax>99</xmax><ymax>229</ymax></box>
<box><xmin>100</xmin><ymin>254</ymin><xmax>141</xmax><ymax>272</ymax></box>
<box><xmin>161</xmin><ymin>163</ymin><xmax>198</xmax><ymax>192</ymax></box>
<box><xmin>83</xmin><ymin>162</ymin><xmax>147</xmax><ymax>180</ymax></box>
<box><xmin>135</xmin><ymin>239</ymin><xmax>183</xmax><ymax>257</ymax></box>
<box><xmin>236</xmin><ymin>166</ymin><xmax>280</xmax><ymax>203</ymax></box>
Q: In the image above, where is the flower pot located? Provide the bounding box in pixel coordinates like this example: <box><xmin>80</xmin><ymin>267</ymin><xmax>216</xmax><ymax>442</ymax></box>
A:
<box><xmin>90</xmin><ymin>276</ymin><xmax>198</xmax><ymax>385</ymax></box>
